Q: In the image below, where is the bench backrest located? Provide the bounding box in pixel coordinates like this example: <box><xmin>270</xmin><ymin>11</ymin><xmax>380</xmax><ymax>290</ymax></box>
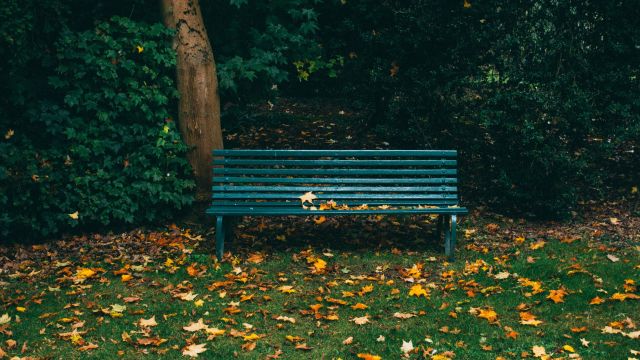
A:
<box><xmin>212</xmin><ymin>150</ymin><xmax>460</xmax><ymax>208</ymax></box>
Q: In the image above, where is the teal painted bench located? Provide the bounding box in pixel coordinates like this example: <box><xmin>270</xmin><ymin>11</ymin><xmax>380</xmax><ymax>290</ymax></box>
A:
<box><xmin>206</xmin><ymin>150</ymin><xmax>468</xmax><ymax>260</ymax></box>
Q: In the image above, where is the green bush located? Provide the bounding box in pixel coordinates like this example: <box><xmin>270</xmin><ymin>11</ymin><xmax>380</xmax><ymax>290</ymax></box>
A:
<box><xmin>0</xmin><ymin>17</ymin><xmax>194</xmax><ymax>240</ymax></box>
<box><xmin>308</xmin><ymin>0</ymin><xmax>640</xmax><ymax>217</ymax></box>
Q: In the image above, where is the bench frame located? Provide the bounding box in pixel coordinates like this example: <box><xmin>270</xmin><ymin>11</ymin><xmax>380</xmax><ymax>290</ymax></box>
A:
<box><xmin>207</xmin><ymin>150</ymin><xmax>467</xmax><ymax>261</ymax></box>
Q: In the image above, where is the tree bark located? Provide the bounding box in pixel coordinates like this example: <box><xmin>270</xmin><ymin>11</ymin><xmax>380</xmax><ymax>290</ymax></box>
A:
<box><xmin>161</xmin><ymin>0</ymin><xmax>223</xmax><ymax>200</ymax></box>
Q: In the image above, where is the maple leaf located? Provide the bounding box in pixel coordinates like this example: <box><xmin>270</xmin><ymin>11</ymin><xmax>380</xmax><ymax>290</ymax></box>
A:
<box><xmin>547</xmin><ymin>289</ymin><xmax>568</xmax><ymax>303</ymax></box>
<box><xmin>243</xmin><ymin>333</ymin><xmax>262</xmax><ymax>341</ymax></box>
<box><xmin>351</xmin><ymin>315</ymin><xmax>370</xmax><ymax>325</ymax></box>
<box><xmin>587</xmin><ymin>295</ymin><xmax>604</xmax><ymax>305</ymax></box>
<box><xmin>408</xmin><ymin>284</ymin><xmax>429</xmax><ymax>298</ymax></box>
<box><xmin>494</xmin><ymin>271</ymin><xmax>510</xmax><ymax>280</ymax></box>
<box><xmin>611</xmin><ymin>293</ymin><xmax>640</xmax><ymax>301</ymax></box>
<box><xmin>183</xmin><ymin>318</ymin><xmax>208</xmax><ymax>332</ymax></box>
<box><xmin>0</xmin><ymin>314</ymin><xmax>10</xmax><ymax>325</ymax></box>
<box><xmin>343</xmin><ymin>336</ymin><xmax>353</xmax><ymax>345</ymax></box>
<box><xmin>136</xmin><ymin>337</ymin><xmax>167</xmax><ymax>346</ymax></box>
<box><xmin>138</xmin><ymin>316</ymin><xmax>158</xmax><ymax>328</ymax></box>
<box><xmin>275</xmin><ymin>315</ymin><xmax>296</xmax><ymax>323</ymax></box>
<box><xmin>299</xmin><ymin>191</ymin><xmax>317</xmax><ymax>208</ymax></box>
<box><xmin>246</xmin><ymin>253</ymin><xmax>264</xmax><ymax>264</ymax></box>
<box><xmin>580</xmin><ymin>338</ymin><xmax>590</xmax><ymax>347</ymax></box>
<box><xmin>357</xmin><ymin>354</ymin><xmax>381</xmax><ymax>360</ymax></box>
<box><xmin>400</xmin><ymin>340</ymin><xmax>414</xmax><ymax>354</ymax></box>
<box><xmin>351</xmin><ymin>303</ymin><xmax>368</xmax><ymax>310</ymax></box>
<box><xmin>393</xmin><ymin>312</ymin><xmax>416</xmax><ymax>319</ymax></box>
<box><xmin>182</xmin><ymin>343</ymin><xmax>207</xmax><ymax>357</ymax></box>
<box><xmin>295</xmin><ymin>343</ymin><xmax>313</xmax><ymax>350</ymax></box>
<box><xmin>463</xmin><ymin>0</ymin><xmax>471</xmax><ymax>9</ymax></box>
<box><xmin>532</xmin><ymin>345</ymin><xmax>547</xmax><ymax>358</ymax></box>
<box><xmin>68</xmin><ymin>211</ymin><xmax>79</xmax><ymax>220</ymax></box>
<box><xmin>175</xmin><ymin>291</ymin><xmax>198</xmax><ymax>301</ymax></box>
<box><xmin>205</xmin><ymin>327</ymin><xmax>226</xmax><ymax>337</ymax></box>
<box><xmin>277</xmin><ymin>285</ymin><xmax>296</xmax><ymax>293</ymax></box>
<box><xmin>519</xmin><ymin>312</ymin><xmax>543</xmax><ymax>326</ymax></box>
<box><xmin>470</xmin><ymin>307</ymin><xmax>498</xmax><ymax>323</ymax></box>
<box><xmin>312</xmin><ymin>258</ymin><xmax>327</xmax><ymax>273</ymax></box>
<box><xmin>78</xmin><ymin>343</ymin><xmax>99</xmax><ymax>351</ymax></box>
<box><xmin>285</xmin><ymin>335</ymin><xmax>304</xmax><ymax>343</ymax></box>
<box><xmin>75</xmin><ymin>268</ymin><xmax>96</xmax><ymax>280</ymax></box>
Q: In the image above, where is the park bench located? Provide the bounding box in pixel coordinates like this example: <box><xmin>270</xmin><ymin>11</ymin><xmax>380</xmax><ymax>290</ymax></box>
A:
<box><xmin>207</xmin><ymin>150</ymin><xmax>468</xmax><ymax>261</ymax></box>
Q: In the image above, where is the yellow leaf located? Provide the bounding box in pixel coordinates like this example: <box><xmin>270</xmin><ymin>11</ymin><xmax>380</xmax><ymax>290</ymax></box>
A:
<box><xmin>121</xmin><ymin>274</ymin><xmax>133</xmax><ymax>282</ymax></box>
<box><xmin>243</xmin><ymin>333</ymin><xmax>261</xmax><ymax>341</ymax></box>
<box><xmin>312</xmin><ymin>258</ymin><xmax>327</xmax><ymax>273</ymax></box>
<box><xmin>16</xmin><ymin>306</ymin><xmax>26</xmax><ymax>312</ymax></box>
<box><xmin>589</xmin><ymin>296</ymin><xmax>605</xmax><ymax>305</ymax></box>
<box><xmin>463</xmin><ymin>0</ymin><xmax>472</xmax><ymax>9</ymax></box>
<box><xmin>547</xmin><ymin>289</ymin><xmax>568</xmax><ymax>303</ymax></box>
<box><xmin>5</xmin><ymin>129</ymin><xmax>14</xmax><ymax>139</ymax></box>
<box><xmin>194</xmin><ymin>299</ymin><xmax>204</xmax><ymax>307</ymax></box>
<box><xmin>563</xmin><ymin>345</ymin><xmax>575</xmax><ymax>353</ymax></box>
<box><xmin>357</xmin><ymin>353</ymin><xmax>381</xmax><ymax>360</ymax></box>
<box><xmin>632</xmin><ymin>186</ymin><xmax>638</xmax><ymax>194</ymax></box>
<box><xmin>75</xmin><ymin>268</ymin><xmax>96</xmax><ymax>279</ymax></box>
<box><xmin>408</xmin><ymin>284</ymin><xmax>429</xmax><ymax>298</ymax></box>
<box><xmin>68</xmin><ymin>211</ymin><xmax>79</xmax><ymax>220</ymax></box>
<box><xmin>351</xmin><ymin>303</ymin><xmax>368</xmax><ymax>310</ymax></box>
<box><xmin>477</xmin><ymin>308</ymin><xmax>498</xmax><ymax>323</ymax></box>
<box><xmin>136</xmin><ymin>45</ymin><xmax>144</xmax><ymax>54</ymax></box>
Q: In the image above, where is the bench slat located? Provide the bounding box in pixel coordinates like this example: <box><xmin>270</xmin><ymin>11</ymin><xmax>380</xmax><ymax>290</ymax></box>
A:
<box><xmin>213</xmin><ymin>159</ymin><xmax>456</xmax><ymax>166</ymax></box>
<box><xmin>212</xmin><ymin>193</ymin><xmax>457</xmax><ymax>200</ymax></box>
<box><xmin>212</xmin><ymin>186</ymin><xmax>457</xmax><ymax>192</ymax></box>
<box><xmin>210</xmin><ymin>200</ymin><xmax>458</xmax><ymax>207</ymax></box>
<box><xmin>213</xmin><ymin>149</ymin><xmax>456</xmax><ymax>157</ymax></box>
<box><xmin>214</xmin><ymin>168</ymin><xmax>456</xmax><ymax>176</ymax></box>
<box><xmin>206</xmin><ymin>206</ymin><xmax>468</xmax><ymax>216</ymax></box>
<box><xmin>213</xmin><ymin>177</ymin><xmax>457</xmax><ymax>184</ymax></box>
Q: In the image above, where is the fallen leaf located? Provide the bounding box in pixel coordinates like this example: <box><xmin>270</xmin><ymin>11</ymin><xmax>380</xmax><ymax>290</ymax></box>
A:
<box><xmin>183</xmin><ymin>318</ymin><xmax>208</xmax><ymax>332</ymax></box>
<box><xmin>138</xmin><ymin>316</ymin><xmax>158</xmax><ymax>328</ymax></box>
<box><xmin>400</xmin><ymin>340</ymin><xmax>414</xmax><ymax>354</ymax></box>
<box><xmin>357</xmin><ymin>354</ymin><xmax>381</xmax><ymax>360</ymax></box>
<box><xmin>182</xmin><ymin>343</ymin><xmax>207</xmax><ymax>357</ymax></box>
<box><xmin>547</xmin><ymin>289</ymin><xmax>568</xmax><ymax>303</ymax></box>
<box><xmin>532</xmin><ymin>345</ymin><xmax>546</xmax><ymax>358</ymax></box>
<box><xmin>78</xmin><ymin>343</ymin><xmax>99</xmax><ymax>351</ymax></box>
<box><xmin>408</xmin><ymin>284</ymin><xmax>429</xmax><ymax>298</ymax></box>
<box><xmin>343</xmin><ymin>336</ymin><xmax>353</xmax><ymax>345</ymax></box>
<box><xmin>607</xmin><ymin>254</ymin><xmax>620</xmax><ymax>262</ymax></box>
<box><xmin>351</xmin><ymin>315</ymin><xmax>370</xmax><ymax>325</ymax></box>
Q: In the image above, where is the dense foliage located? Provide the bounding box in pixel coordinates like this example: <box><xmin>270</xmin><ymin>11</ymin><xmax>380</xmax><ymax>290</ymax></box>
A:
<box><xmin>1</xmin><ymin>0</ymin><xmax>638</xmax><ymax>240</ymax></box>
<box><xmin>0</xmin><ymin>13</ymin><xmax>193</xmax><ymax>239</ymax></box>
<box><xmin>302</xmin><ymin>0</ymin><xmax>640</xmax><ymax>216</ymax></box>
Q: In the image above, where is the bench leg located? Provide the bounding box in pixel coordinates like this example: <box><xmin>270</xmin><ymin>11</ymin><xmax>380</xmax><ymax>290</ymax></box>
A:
<box><xmin>443</xmin><ymin>215</ymin><xmax>452</xmax><ymax>258</ymax></box>
<box><xmin>215</xmin><ymin>216</ymin><xmax>225</xmax><ymax>261</ymax></box>
<box><xmin>449</xmin><ymin>215</ymin><xmax>457</xmax><ymax>261</ymax></box>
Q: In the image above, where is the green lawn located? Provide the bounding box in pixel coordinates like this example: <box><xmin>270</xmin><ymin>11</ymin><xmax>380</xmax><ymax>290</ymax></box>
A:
<box><xmin>1</xmin><ymin>215</ymin><xmax>638</xmax><ymax>359</ymax></box>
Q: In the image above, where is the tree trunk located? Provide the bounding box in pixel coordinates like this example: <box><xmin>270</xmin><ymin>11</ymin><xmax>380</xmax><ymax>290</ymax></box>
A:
<box><xmin>161</xmin><ymin>0</ymin><xmax>222</xmax><ymax>200</ymax></box>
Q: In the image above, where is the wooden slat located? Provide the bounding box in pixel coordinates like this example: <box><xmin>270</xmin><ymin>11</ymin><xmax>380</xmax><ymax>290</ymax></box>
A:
<box><xmin>206</xmin><ymin>207</ymin><xmax>469</xmax><ymax>216</ymax></box>
<box><xmin>214</xmin><ymin>168</ymin><xmax>456</xmax><ymax>176</ymax></box>
<box><xmin>212</xmin><ymin>193</ymin><xmax>457</xmax><ymax>200</ymax></box>
<box><xmin>212</xmin><ymin>186</ymin><xmax>457</xmax><ymax>193</ymax></box>
<box><xmin>213</xmin><ymin>159</ymin><xmax>456</xmax><ymax>166</ymax></box>
<box><xmin>213</xmin><ymin>149</ymin><xmax>456</xmax><ymax>157</ymax></box>
<box><xmin>210</xmin><ymin>200</ymin><xmax>458</xmax><ymax>207</ymax></box>
<box><xmin>212</xmin><ymin>177</ymin><xmax>457</xmax><ymax>184</ymax></box>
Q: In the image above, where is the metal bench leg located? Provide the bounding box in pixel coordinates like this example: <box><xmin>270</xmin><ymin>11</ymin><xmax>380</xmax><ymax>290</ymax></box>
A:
<box><xmin>444</xmin><ymin>215</ymin><xmax>452</xmax><ymax>259</ymax></box>
<box><xmin>449</xmin><ymin>215</ymin><xmax>457</xmax><ymax>262</ymax></box>
<box><xmin>216</xmin><ymin>216</ymin><xmax>225</xmax><ymax>261</ymax></box>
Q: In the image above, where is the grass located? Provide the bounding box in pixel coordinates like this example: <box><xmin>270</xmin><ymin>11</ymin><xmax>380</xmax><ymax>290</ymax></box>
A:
<box><xmin>1</xmin><ymin>215</ymin><xmax>639</xmax><ymax>359</ymax></box>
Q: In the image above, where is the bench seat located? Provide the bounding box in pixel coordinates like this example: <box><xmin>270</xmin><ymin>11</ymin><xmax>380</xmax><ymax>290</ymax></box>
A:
<box><xmin>207</xmin><ymin>149</ymin><xmax>468</xmax><ymax>260</ymax></box>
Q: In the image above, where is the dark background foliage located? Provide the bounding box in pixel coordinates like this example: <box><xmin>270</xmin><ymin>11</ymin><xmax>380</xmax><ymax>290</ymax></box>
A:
<box><xmin>1</xmin><ymin>0</ymin><xmax>638</xmax><ymax>240</ymax></box>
